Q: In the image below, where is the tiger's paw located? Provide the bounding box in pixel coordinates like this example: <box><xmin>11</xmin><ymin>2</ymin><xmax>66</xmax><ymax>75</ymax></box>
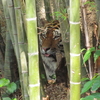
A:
<box><xmin>48</xmin><ymin>80</ymin><xmax>56</xmax><ymax>84</ymax></box>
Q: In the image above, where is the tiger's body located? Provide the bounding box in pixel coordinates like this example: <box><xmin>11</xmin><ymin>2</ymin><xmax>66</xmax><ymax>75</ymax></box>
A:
<box><xmin>39</xmin><ymin>19</ymin><xmax>67</xmax><ymax>84</ymax></box>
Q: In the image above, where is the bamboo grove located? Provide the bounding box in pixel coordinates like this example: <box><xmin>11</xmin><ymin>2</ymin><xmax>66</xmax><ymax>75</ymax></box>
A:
<box><xmin>0</xmin><ymin>0</ymin><xmax>100</xmax><ymax>100</ymax></box>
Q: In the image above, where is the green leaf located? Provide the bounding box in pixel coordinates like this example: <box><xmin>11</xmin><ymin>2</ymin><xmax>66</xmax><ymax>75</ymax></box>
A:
<box><xmin>41</xmin><ymin>74</ymin><xmax>46</xmax><ymax>79</ymax></box>
<box><xmin>12</xmin><ymin>98</ymin><xmax>17</xmax><ymax>100</ymax></box>
<box><xmin>81</xmin><ymin>48</ymin><xmax>86</xmax><ymax>52</ymax></box>
<box><xmin>7</xmin><ymin>82</ymin><xmax>17</xmax><ymax>93</ymax></box>
<box><xmin>93</xmin><ymin>75</ymin><xmax>100</xmax><ymax>80</ymax></box>
<box><xmin>92</xmin><ymin>73</ymin><xmax>99</xmax><ymax>79</ymax></box>
<box><xmin>0</xmin><ymin>78</ymin><xmax>10</xmax><ymax>87</ymax></box>
<box><xmin>81</xmin><ymin>95</ymin><xmax>94</xmax><ymax>100</ymax></box>
<box><xmin>63</xmin><ymin>9</ymin><xmax>66</xmax><ymax>13</ymax></box>
<box><xmin>81</xmin><ymin>78</ymin><xmax>89</xmax><ymax>82</ymax></box>
<box><xmin>2</xmin><ymin>97</ymin><xmax>11</xmax><ymax>100</ymax></box>
<box><xmin>83</xmin><ymin>50</ymin><xmax>91</xmax><ymax>64</ymax></box>
<box><xmin>81</xmin><ymin>80</ymin><xmax>94</xmax><ymax>94</ymax></box>
<box><xmin>49</xmin><ymin>74</ymin><xmax>56</xmax><ymax>79</ymax></box>
<box><xmin>91</xmin><ymin>93</ymin><xmax>100</xmax><ymax>98</ymax></box>
<box><xmin>91</xmin><ymin>79</ymin><xmax>100</xmax><ymax>91</ymax></box>
<box><xmin>83</xmin><ymin>47</ymin><xmax>95</xmax><ymax>64</ymax></box>
<box><xmin>89</xmin><ymin>47</ymin><xmax>95</xmax><ymax>52</ymax></box>
<box><xmin>94</xmin><ymin>50</ymin><xmax>100</xmax><ymax>62</ymax></box>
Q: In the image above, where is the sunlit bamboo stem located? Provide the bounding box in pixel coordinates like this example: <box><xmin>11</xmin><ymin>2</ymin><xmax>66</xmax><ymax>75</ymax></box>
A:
<box><xmin>70</xmin><ymin>0</ymin><xmax>81</xmax><ymax>100</ymax></box>
<box><xmin>26</xmin><ymin>0</ymin><xmax>40</xmax><ymax>99</ymax></box>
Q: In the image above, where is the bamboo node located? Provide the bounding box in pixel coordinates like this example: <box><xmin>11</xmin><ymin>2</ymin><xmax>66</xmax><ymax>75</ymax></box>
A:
<box><xmin>70</xmin><ymin>21</ymin><xmax>80</xmax><ymax>24</ymax></box>
<box><xmin>70</xmin><ymin>53</ymin><xmax>80</xmax><ymax>56</ymax></box>
<box><xmin>22</xmin><ymin>71</ymin><xmax>28</xmax><ymax>73</ymax></box>
<box><xmin>5</xmin><ymin>17</ymin><xmax>10</xmax><ymax>19</ymax></box>
<box><xmin>26</xmin><ymin>17</ymin><xmax>37</xmax><ymax>21</ymax></box>
<box><xmin>24</xmin><ymin>95</ymin><xmax>29</xmax><ymax>97</ymax></box>
<box><xmin>72</xmin><ymin>70</ymin><xmax>75</xmax><ymax>73</ymax></box>
<box><xmin>29</xmin><ymin>83</ymin><xmax>40</xmax><ymax>87</ymax></box>
<box><xmin>18</xmin><ymin>42</ymin><xmax>24</xmax><ymax>44</ymax></box>
<box><xmin>14</xmin><ymin>7</ymin><xmax>21</xmax><ymax>9</ymax></box>
<box><xmin>8</xmin><ymin>5</ymin><xmax>14</xmax><ymax>7</ymax></box>
<box><xmin>70</xmin><ymin>81</ymin><xmax>81</xmax><ymax>84</ymax></box>
<box><xmin>28</xmin><ymin>52</ymin><xmax>38</xmax><ymax>56</ymax></box>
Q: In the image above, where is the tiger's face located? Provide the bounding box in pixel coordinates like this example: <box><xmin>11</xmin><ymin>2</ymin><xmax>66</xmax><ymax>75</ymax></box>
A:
<box><xmin>39</xmin><ymin>20</ymin><xmax>62</xmax><ymax>57</ymax></box>
<box><xmin>41</xmin><ymin>28</ymin><xmax>61</xmax><ymax>57</ymax></box>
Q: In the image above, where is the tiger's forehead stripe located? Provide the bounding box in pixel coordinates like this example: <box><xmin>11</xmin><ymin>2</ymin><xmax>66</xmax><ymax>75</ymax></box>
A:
<box><xmin>41</xmin><ymin>20</ymin><xmax>61</xmax><ymax>40</ymax></box>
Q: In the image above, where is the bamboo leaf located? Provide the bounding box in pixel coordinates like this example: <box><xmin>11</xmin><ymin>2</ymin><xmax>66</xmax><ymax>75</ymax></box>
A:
<box><xmin>81</xmin><ymin>80</ymin><xmax>94</xmax><ymax>94</ymax></box>
<box><xmin>91</xmin><ymin>93</ymin><xmax>100</xmax><ymax>98</ymax></box>
<box><xmin>81</xmin><ymin>48</ymin><xmax>86</xmax><ymax>52</ymax></box>
<box><xmin>0</xmin><ymin>78</ymin><xmax>10</xmax><ymax>87</ymax></box>
<box><xmin>2</xmin><ymin>97</ymin><xmax>11</xmax><ymax>100</ymax></box>
<box><xmin>91</xmin><ymin>79</ymin><xmax>100</xmax><ymax>91</ymax></box>
<box><xmin>81</xmin><ymin>77</ymin><xmax>89</xmax><ymax>82</ymax></box>
<box><xmin>7</xmin><ymin>82</ymin><xmax>17</xmax><ymax>93</ymax></box>
<box><xmin>93</xmin><ymin>75</ymin><xmax>100</xmax><ymax>80</ymax></box>
<box><xmin>80</xmin><ymin>95</ymin><xmax>94</xmax><ymax>100</ymax></box>
<box><xmin>83</xmin><ymin>47</ymin><xmax>95</xmax><ymax>64</ymax></box>
<box><xmin>12</xmin><ymin>98</ymin><xmax>17</xmax><ymax>100</ymax></box>
<box><xmin>94</xmin><ymin>50</ymin><xmax>100</xmax><ymax>62</ymax></box>
<box><xmin>89</xmin><ymin>47</ymin><xmax>95</xmax><ymax>52</ymax></box>
<box><xmin>83</xmin><ymin>50</ymin><xmax>91</xmax><ymax>64</ymax></box>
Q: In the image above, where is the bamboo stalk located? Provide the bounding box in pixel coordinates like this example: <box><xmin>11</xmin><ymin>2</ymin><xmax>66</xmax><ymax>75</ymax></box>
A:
<box><xmin>44</xmin><ymin>0</ymin><xmax>53</xmax><ymax>21</ymax></box>
<box><xmin>21</xmin><ymin>52</ymin><xmax>29</xmax><ymax>100</ymax></box>
<box><xmin>2</xmin><ymin>0</ymin><xmax>18</xmax><ymax>83</ymax></box>
<box><xmin>70</xmin><ymin>0</ymin><xmax>81</xmax><ymax>100</ymax></box>
<box><xmin>57</xmin><ymin>0</ymin><xmax>70</xmax><ymax>80</ymax></box>
<box><xmin>3</xmin><ymin>31</ymin><xmax>12</xmax><ymax>80</ymax></box>
<box><xmin>2</xmin><ymin>0</ymin><xmax>14</xmax><ymax>46</ymax></box>
<box><xmin>19</xmin><ymin>0</ymin><xmax>27</xmax><ymax>36</ymax></box>
<box><xmin>13</xmin><ymin>0</ymin><xmax>29</xmax><ymax>100</ymax></box>
<box><xmin>2</xmin><ymin>0</ymin><xmax>11</xmax><ymax>80</ymax></box>
<box><xmin>81</xmin><ymin>0</ymin><xmax>93</xmax><ymax>79</ymax></box>
<box><xmin>26</xmin><ymin>0</ymin><xmax>40</xmax><ymax>99</ymax></box>
<box><xmin>6</xmin><ymin>0</ymin><xmax>25</xmax><ymax>99</ymax></box>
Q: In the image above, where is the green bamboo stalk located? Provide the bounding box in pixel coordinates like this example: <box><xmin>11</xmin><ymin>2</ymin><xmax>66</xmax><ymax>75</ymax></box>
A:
<box><xmin>2</xmin><ymin>0</ymin><xmax>13</xmax><ymax>82</ymax></box>
<box><xmin>2</xmin><ymin>0</ymin><xmax>14</xmax><ymax>45</ymax></box>
<box><xmin>2</xmin><ymin>0</ymin><xmax>13</xmax><ymax>81</ymax></box>
<box><xmin>13</xmin><ymin>0</ymin><xmax>29</xmax><ymax>100</ymax></box>
<box><xmin>56</xmin><ymin>0</ymin><xmax>70</xmax><ymax>80</ymax></box>
<box><xmin>21</xmin><ymin>52</ymin><xmax>29</xmax><ymax>100</ymax></box>
<box><xmin>95</xmin><ymin>0</ymin><xmax>100</xmax><ymax>49</ymax></box>
<box><xmin>6</xmin><ymin>0</ymin><xmax>25</xmax><ymax>99</ymax></box>
<box><xmin>70</xmin><ymin>0</ymin><xmax>81</xmax><ymax>100</ymax></box>
<box><xmin>44</xmin><ymin>0</ymin><xmax>53</xmax><ymax>21</ymax></box>
<box><xmin>3</xmin><ymin>31</ymin><xmax>12</xmax><ymax>80</ymax></box>
<box><xmin>26</xmin><ymin>0</ymin><xmax>40</xmax><ymax>100</ymax></box>
<box><xmin>19</xmin><ymin>0</ymin><xmax>27</xmax><ymax>36</ymax></box>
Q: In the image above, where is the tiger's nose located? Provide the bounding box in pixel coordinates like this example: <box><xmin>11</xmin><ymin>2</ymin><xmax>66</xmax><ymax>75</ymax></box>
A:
<box><xmin>43</xmin><ymin>47</ymin><xmax>50</xmax><ymax>52</ymax></box>
<box><xmin>42</xmin><ymin>47</ymin><xmax>50</xmax><ymax>54</ymax></box>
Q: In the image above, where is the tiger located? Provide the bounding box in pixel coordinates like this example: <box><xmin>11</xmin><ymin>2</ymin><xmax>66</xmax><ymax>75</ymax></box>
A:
<box><xmin>39</xmin><ymin>19</ymin><xmax>67</xmax><ymax>84</ymax></box>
